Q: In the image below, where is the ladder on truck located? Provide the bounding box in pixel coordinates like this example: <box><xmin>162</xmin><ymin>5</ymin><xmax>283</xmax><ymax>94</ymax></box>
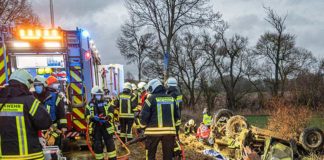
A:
<box><xmin>65</xmin><ymin>30</ymin><xmax>87</xmax><ymax>139</ymax></box>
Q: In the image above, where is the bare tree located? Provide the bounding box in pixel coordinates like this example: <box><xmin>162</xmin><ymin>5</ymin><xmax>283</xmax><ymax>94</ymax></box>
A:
<box><xmin>125</xmin><ymin>0</ymin><xmax>220</xmax><ymax>81</ymax></box>
<box><xmin>142</xmin><ymin>51</ymin><xmax>164</xmax><ymax>80</ymax></box>
<box><xmin>203</xmin><ymin>24</ymin><xmax>250</xmax><ymax>109</ymax></box>
<box><xmin>169</xmin><ymin>32</ymin><xmax>209</xmax><ymax>109</ymax></box>
<box><xmin>0</xmin><ymin>0</ymin><xmax>40</xmax><ymax>25</ymax></box>
<box><xmin>117</xmin><ymin>17</ymin><xmax>157</xmax><ymax>81</ymax></box>
<box><xmin>279</xmin><ymin>48</ymin><xmax>316</xmax><ymax>94</ymax></box>
<box><xmin>255</xmin><ymin>7</ymin><xmax>317</xmax><ymax>96</ymax></box>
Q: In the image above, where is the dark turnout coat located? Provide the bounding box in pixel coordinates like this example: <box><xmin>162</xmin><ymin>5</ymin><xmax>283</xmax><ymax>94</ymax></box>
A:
<box><xmin>140</xmin><ymin>86</ymin><xmax>180</xmax><ymax>135</ymax></box>
<box><xmin>0</xmin><ymin>81</ymin><xmax>52</xmax><ymax>160</ymax></box>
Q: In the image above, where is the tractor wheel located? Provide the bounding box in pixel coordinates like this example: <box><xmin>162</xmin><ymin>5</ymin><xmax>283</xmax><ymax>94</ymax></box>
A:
<box><xmin>225</xmin><ymin>115</ymin><xmax>249</xmax><ymax>138</ymax></box>
<box><xmin>299</xmin><ymin>127</ymin><xmax>324</xmax><ymax>152</ymax></box>
<box><xmin>213</xmin><ymin>109</ymin><xmax>234</xmax><ymax>128</ymax></box>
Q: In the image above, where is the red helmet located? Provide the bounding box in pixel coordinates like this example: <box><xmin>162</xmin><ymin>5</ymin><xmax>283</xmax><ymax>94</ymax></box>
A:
<box><xmin>46</xmin><ymin>76</ymin><xmax>58</xmax><ymax>86</ymax></box>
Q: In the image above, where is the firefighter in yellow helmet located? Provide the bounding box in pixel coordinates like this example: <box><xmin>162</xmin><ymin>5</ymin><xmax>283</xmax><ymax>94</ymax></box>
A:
<box><xmin>0</xmin><ymin>69</ymin><xmax>52</xmax><ymax>160</ymax></box>
<box><xmin>140</xmin><ymin>79</ymin><xmax>180</xmax><ymax>160</ymax></box>
<box><xmin>114</xmin><ymin>82</ymin><xmax>137</xmax><ymax>143</ymax></box>
<box><xmin>85</xmin><ymin>86</ymin><xmax>116</xmax><ymax>160</ymax></box>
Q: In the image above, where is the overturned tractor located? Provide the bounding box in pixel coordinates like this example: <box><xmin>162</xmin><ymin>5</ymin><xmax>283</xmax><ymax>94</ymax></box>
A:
<box><xmin>209</xmin><ymin>109</ymin><xmax>324</xmax><ymax>160</ymax></box>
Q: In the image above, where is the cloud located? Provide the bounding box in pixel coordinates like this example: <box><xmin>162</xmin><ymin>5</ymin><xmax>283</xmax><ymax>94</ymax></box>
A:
<box><xmin>31</xmin><ymin>0</ymin><xmax>138</xmax><ymax>74</ymax></box>
<box><xmin>212</xmin><ymin>0</ymin><xmax>324</xmax><ymax>57</ymax></box>
<box><xmin>31</xmin><ymin>0</ymin><xmax>324</xmax><ymax>80</ymax></box>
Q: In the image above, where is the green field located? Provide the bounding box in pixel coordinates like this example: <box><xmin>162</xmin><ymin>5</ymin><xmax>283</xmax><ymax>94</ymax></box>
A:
<box><xmin>245</xmin><ymin>115</ymin><xmax>324</xmax><ymax>130</ymax></box>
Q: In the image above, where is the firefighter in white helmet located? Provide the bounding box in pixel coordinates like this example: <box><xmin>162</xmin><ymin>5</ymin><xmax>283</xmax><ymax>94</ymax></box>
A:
<box><xmin>85</xmin><ymin>86</ymin><xmax>116</xmax><ymax>160</ymax></box>
<box><xmin>114</xmin><ymin>82</ymin><xmax>137</xmax><ymax>143</ymax></box>
<box><xmin>134</xmin><ymin>82</ymin><xmax>148</xmax><ymax>132</ymax></box>
<box><xmin>165</xmin><ymin>77</ymin><xmax>183</xmax><ymax>158</ymax></box>
<box><xmin>137</xmin><ymin>82</ymin><xmax>147</xmax><ymax>105</ymax></box>
<box><xmin>140</xmin><ymin>79</ymin><xmax>180</xmax><ymax>159</ymax></box>
<box><xmin>165</xmin><ymin>77</ymin><xmax>183</xmax><ymax>127</ymax></box>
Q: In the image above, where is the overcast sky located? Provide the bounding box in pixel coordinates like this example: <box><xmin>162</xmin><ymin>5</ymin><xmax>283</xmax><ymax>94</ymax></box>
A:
<box><xmin>31</xmin><ymin>0</ymin><xmax>324</xmax><ymax>77</ymax></box>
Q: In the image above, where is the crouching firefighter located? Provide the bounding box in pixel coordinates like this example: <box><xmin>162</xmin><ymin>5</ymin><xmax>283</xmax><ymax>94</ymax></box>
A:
<box><xmin>85</xmin><ymin>86</ymin><xmax>116</xmax><ymax>160</ymax></box>
<box><xmin>0</xmin><ymin>69</ymin><xmax>52</xmax><ymax>160</ymax></box>
<box><xmin>140</xmin><ymin>79</ymin><xmax>180</xmax><ymax>160</ymax></box>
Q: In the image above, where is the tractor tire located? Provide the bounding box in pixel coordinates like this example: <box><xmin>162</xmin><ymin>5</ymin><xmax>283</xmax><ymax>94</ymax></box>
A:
<box><xmin>299</xmin><ymin>127</ymin><xmax>324</xmax><ymax>152</ymax></box>
<box><xmin>213</xmin><ymin>109</ymin><xmax>234</xmax><ymax>127</ymax></box>
<box><xmin>225</xmin><ymin>115</ymin><xmax>249</xmax><ymax>138</ymax></box>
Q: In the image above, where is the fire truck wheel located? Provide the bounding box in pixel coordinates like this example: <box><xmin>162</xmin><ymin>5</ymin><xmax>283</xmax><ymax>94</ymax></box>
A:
<box><xmin>225</xmin><ymin>115</ymin><xmax>249</xmax><ymax>138</ymax></box>
<box><xmin>299</xmin><ymin>127</ymin><xmax>323</xmax><ymax>152</ymax></box>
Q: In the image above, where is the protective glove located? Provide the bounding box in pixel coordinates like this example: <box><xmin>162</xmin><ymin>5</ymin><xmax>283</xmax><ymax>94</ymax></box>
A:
<box><xmin>92</xmin><ymin>116</ymin><xmax>100</xmax><ymax>122</ymax></box>
<box><xmin>46</xmin><ymin>135</ymin><xmax>56</xmax><ymax>146</ymax></box>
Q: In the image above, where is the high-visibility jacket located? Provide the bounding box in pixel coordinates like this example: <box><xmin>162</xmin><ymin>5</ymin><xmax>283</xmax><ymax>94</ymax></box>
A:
<box><xmin>203</xmin><ymin>113</ymin><xmax>212</xmax><ymax>126</ymax></box>
<box><xmin>85</xmin><ymin>99</ymin><xmax>115</xmax><ymax>134</ymax></box>
<box><xmin>0</xmin><ymin>82</ymin><xmax>52</xmax><ymax>160</ymax></box>
<box><xmin>115</xmin><ymin>91</ymin><xmax>137</xmax><ymax>118</ymax></box>
<box><xmin>166</xmin><ymin>86</ymin><xmax>183</xmax><ymax>126</ymax></box>
<box><xmin>140</xmin><ymin>86</ymin><xmax>180</xmax><ymax>135</ymax></box>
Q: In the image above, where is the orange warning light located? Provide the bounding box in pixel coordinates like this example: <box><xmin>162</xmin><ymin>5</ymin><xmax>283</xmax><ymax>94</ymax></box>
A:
<box><xmin>18</xmin><ymin>28</ymin><xmax>62</xmax><ymax>40</ymax></box>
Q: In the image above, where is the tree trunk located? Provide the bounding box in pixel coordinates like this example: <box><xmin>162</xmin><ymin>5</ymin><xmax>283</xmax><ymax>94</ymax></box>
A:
<box><xmin>164</xmin><ymin>42</ymin><xmax>171</xmax><ymax>82</ymax></box>
<box><xmin>226</xmin><ymin>91</ymin><xmax>236</xmax><ymax>110</ymax></box>
<box><xmin>138</xmin><ymin>64</ymin><xmax>142</xmax><ymax>81</ymax></box>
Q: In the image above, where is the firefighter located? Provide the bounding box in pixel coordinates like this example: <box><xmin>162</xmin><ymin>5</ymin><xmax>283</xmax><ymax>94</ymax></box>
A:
<box><xmin>137</xmin><ymin>82</ymin><xmax>148</xmax><ymax>106</ymax></box>
<box><xmin>184</xmin><ymin>119</ymin><xmax>196</xmax><ymax>135</ymax></box>
<box><xmin>0</xmin><ymin>69</ymin><xmax>52</xmax><ymax>160</ymax></box>
<box><xmin>165</xmin><ymin>77</ymin><xmax>183</xmax><ymax>131</ymax></box>
<box><xmin>115</xmin><ymin>82</ymin><xmax>137</xmax><ymax>143</ymax></box>
<box><xmin>85</xmin><ymin>86</ymin><xmax>116</xmax><ymax>160</ymax></box>
<box><xmin>140</xmin><ymin>79</ymin><xmax>180</xmax><ymax>160</ymax></box>
<box><xmin>33</xmin><ymin>75</ymin><xmax>67</xmax><ymax>148</ymax></box>
<box><xmin>133</xmin><ymin>82</ymin><xmax>147</xmax><ymax>130</ymax></box>
<box><xmin>165</xmin><ymin>77</ymin><xmax>183</xmax><ymax>158</ymax></box>
<box><xmin>131</xmin><ymin>83</ymin><xmax>137</xmax><ymax>94</ymax></box>
<box><xmin>202</xmin><ymin>107</ymin><xmax>212</xmax><ymax>127</ymax></box>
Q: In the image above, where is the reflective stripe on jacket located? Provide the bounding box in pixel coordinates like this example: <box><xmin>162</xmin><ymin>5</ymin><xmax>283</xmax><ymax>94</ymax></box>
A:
<box><xmin>0</xmin><ymin>85</ymin><xmax>52</xmax><ymax>159</ymax></box>
<box><xmin>85</xmin><ymin>100</ymin><xmax>115</xmax><ymax>134</ymax></box>
<box><xmin>140</xmin><ymin>88</ymin><xmax>180</xmax><ymax>135</ymax></box>
<box><xmin>117</xmin><ymin>92</ymin><xmax>137</xmax><ymax>118</ymax></box>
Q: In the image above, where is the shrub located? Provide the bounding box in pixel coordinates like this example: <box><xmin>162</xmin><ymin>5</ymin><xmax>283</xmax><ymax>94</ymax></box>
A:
<box><xmin>266</xmin><ymin>98</ymin><xmax>312</xmax><ymax>140</ymax></box>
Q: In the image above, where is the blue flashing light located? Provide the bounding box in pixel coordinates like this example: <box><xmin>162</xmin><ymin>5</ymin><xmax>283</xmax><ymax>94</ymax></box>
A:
<box><xmin>82</xmin><ymin>30</ymin><xmax>90</xmax><ymax>37</ymax></box>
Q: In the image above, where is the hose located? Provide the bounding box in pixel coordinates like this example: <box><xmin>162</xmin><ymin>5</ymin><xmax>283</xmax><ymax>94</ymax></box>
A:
<box><xmin>175</xmin><ymin>137</ymin><xmax>186</xmax><ymax>160</ymax></box>
<box><xmin>180</xmin><ymin>142</ymin><xmax>186</xmax><ymax>160</ymax></box>
<box><xmin>114</xmin><ymin>131</ymin><xmax>130</xmax><ymax>160</ymax></box>
<box><xmin>86</xmin><ymin>124</ymin><xmax>130</xmax><ymax>160</ymax></box>
<box><xmin>133</xmin><ymin>128</ymin><xmax>145</xmax><ymax>148</ymax></box>
<box><xmin>85</xmin><ymin>124</ymin><xmax>95</xmax><ymax>158</ymax></box>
